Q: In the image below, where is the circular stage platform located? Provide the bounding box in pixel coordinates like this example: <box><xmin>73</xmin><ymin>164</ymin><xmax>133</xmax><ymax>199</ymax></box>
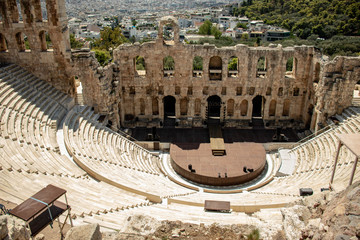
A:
<box><xmin>170</xmin><ymin>143</ymin><xmax>266</xmax><ymax>186</ymax></box>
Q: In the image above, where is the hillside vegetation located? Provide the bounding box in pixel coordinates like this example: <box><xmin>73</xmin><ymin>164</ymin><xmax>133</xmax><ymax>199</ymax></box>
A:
<box><xmin>233</xmin><ymin>0</ymin><xmax>360</xmax><ymax>39</ymax></box>
<box><xmin>232</xmin><ymin>0</ymin><xmax>360</xmax><ymax>57</ymax></box>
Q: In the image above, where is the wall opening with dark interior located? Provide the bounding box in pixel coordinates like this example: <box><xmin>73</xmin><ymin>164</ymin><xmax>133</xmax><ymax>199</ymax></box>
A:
<box><xmin>252</xmin><ymin>95</ymin><xmax>265</xmax><ymax>117</ymax></box>
<box><xmin>207</xmin><ymin>95</ymin><xmax>221</xmax><ymax>123</ymax></box>
<box><xmin>209</xmin><ymin>56</ymin><xmax>222</xmax><ymax>80</ymax></box>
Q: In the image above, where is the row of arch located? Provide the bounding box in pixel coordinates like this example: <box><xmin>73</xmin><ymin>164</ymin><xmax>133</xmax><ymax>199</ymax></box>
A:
<box><xmin>134</xmin><ymin>96</ymin><xmax>291</xmax><ymax>118</ymax></box>
<box><xmin>0</xmin><ymin>31</ymin><xmax>52</xmax><ymax>52</ymax></box>
<box><xmin>135</xmin><ymin>55</ymin><xmax>297</xmax><ymax>79</ymax></box>
<box><xmin>0</xmin><ymin>0</ymin><xmax>48</xmax><ymax>25</ymax></box>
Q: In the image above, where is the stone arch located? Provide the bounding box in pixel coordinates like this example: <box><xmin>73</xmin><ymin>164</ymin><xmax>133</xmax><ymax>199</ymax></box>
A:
<box><xmin>158</xmin><ymin>16</ymin><xmax>180</xmax><ymax>43</ymax></box>
<box><xmin>152</xmin><ymin>98</ymin><xmax>159</xmax><ymax>115</ymax></box>
<box><xmin>134</xmin><ymin>56</ymin><xmax>146</xmax><ymax>76</ymax></box>
<box><xmin>269</xmin><ymin>100</ymin><xmax>276</xmax><ymax>116</ymax></box>
<box><xmin>282</xmin><ymin>99</ymin><xmax>291</xmax><ymax>116</ymax></box>
<box><xmin>228</xmin><ymin>56</ymin><xmax>238</xmax><ymax>77</ymax></box>
<box><xmin>256</xmin><ymin>56</ymin><xmax>266</xmax><ymax>77</ymax></box>
<box><xmin>0</xmin><ymin>33</ymin><xmax>8</xmax><ymax>52</ymax></box>
<box><xmin>15</xmin><ymin>32</ymin><xmax>26</xmax><ymax>52</ymax></box>
<box><xmin>252</xmin><ymin>95</ymin><xmax>265</xmax><ymax>117</ymax></box>
<box><xmin>207</xmin><ymin>95</ymin><xmax>221</xmax><ymax>118</ymax></box>
<box><xmin>227</xmin><ymin>99</ymin><xmax>235</xmax><ymax>116</ymax></box>
<box><xmin>240</xmin><ymin>100</ymin><xmax>248</xmax><ymax>116</ymax></box>
<box><xmin>163</xmin><ymin>56</ymin><xmax>174</xmax><ymax>77</ymax></box>
<box><xmin>140</xmin><ymin>98</ymin><xmax>145</xmax><ymax>115</ymax></box>
<box><xmin>195</xmin><ymin>98</ymin><xmax>201</xmax><ymax>116</ymax></box>
<box><xmin>209</xmin><ymin>56</ymin><xmax>222</xmax><ymax>80</ymax></box>
<box><xmin>286</xmin><ymin>57</ymin><xmax>295</xmax><ymax>75</ymax></box>
<box><xmin>193</xmin><ymin>56</ymin><xmax>203</xmax><ymax>77</ymax></box>
<box><xmin>266</xmin><ymin>87</ymin><xmax>272</xmax><ymax>96</ymax></box>
<box><xmin>180</xmin><ymin>98</ymin><xmax>188</xmax><ymax>116</ymax></box>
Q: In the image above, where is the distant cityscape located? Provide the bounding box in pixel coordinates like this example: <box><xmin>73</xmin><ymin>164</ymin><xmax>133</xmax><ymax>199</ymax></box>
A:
<box><xmin>64</xmin><ymin>0</ymin><xmax>290</xmax><ymax>45</ymax></box>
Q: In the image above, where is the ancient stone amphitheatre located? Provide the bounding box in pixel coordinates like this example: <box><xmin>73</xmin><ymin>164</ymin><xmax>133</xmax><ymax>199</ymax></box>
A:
<box><xmin>0</xmin><ymin>0</ymin><xmax>360</xmax><ymax>239</ymax></box>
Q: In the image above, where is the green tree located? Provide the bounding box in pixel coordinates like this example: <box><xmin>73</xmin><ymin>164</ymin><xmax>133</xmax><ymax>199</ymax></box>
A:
<box><xmin>94</xmin><ymin>49</ymin><xmax>111</xmax><ymax>66</ymax></box>
<box><xmin>211</xmin><ymin>26</ymin><xmax>222</xmax><ymax>39</ymax></box>
<box><xmin>135</xmin><ymin>56</ymin><xmax>145</xmax><ymax>70</ymax></box>
<box><xmin>70</xmin><ymin>34</ymin><xmax>84</xmax><ymax>49</ymax></box>
<box><xmin>228</xmin><ymin>57</ymin><xmax>238</xmax><ymax>70</ymax></box>
<box><xmin>92</xmin><ymin>27</ymin><xmax>128</xmax><ymax>51</ymax></box>
<box><xmin>198</xmin><ymin>20</ymin><xmax>212</xmax><ymax>35</ymax></box>
<box><xmin>235</xmin><ymin>22</ymin><xmax>248</xmax><ymax>29</ymax></box>
<box><xmin>193</xmin><ymin>56</ymin><xmax>203</xmax><ymax>70</ymax></box>
<box><xmin>163</xmin><ymin>56</ymin><xmax>175</xmax><ymax>70</ymax></box>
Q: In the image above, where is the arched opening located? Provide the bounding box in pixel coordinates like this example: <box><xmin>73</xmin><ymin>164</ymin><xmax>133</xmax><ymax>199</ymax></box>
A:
<box><xmin>282</xmin><ymin>99</ymin><xmax>291</xmax><ymax>116</ymax></box>
<box><xmin>0</xmin><ymin>33</ymin><xmax>8</xmax><ymax>52</ymax></box>
<box><xmin>209</xmin><ymin>56</ymin><xmax>222</xmax><ymax>80</ymax></box>
<box><xmin>269</xmin><ymin>100</ymin><xmax>276</xmax><ymax>116</ymax></box>
<box><xmin>228</xmin><ymin>56</ymin><xmax>238</xmax><ymax>77</ymax></box>
<box><xmin>278</xmin><ymin>87</ymin><xmax>283</xmax><ymax>97</ymax></box>
<box><xmin>163</xmin><ymin>56</ymin><xmax>174</xmax><ymax>77</ymax></box>
<box><xmin>152</xmin><ymin>98</ymin><xmax>159</xmax><ymax>115</ymax></box>
<box><xmin>227</xmin><ymin>99</ymin><xmax>234</xmax><ymax>116</ymax></box>
<box><xmin>140</xmin><ymin>98</ymin><xmax>145</xmax><ymax>115</ymax></box>
<box><xmin>134</xmin><ymin>56</ymin><xmax>146</xmax><ymax>76</ymax></box>
<box><xmin>256</xmin><ymin>56</ymin><xmax>266</xmax><ymax>77</ymax></box>
<box><xmin>195</xmin><ymin>98</ymin><xmax>201</xmax><ymax>116</ymax></box>
<box><xmin>286</xmin><ymin>57</ymin><xmax>295</xmax><ymax>76</ymax></box>
<box><xmin>266</xmin><ymin>87</ymin><xmax>272</xmax><ymax>96</ymax></box>
<box><xmin>163</xmin><ymin>23</ymin><xmax>174</xmax><ymax>42</ymax></box>
<box><xmin>193</xmin><ymin>56</ymin><xmax>203</xmax><ymax>77</ymax></box>
<box><xmin>15</xmin><ymin>32</ymin><xmax>26</xmax><ymax>52</ymax></box>
<box><xmin>240</xmin><ymin>100</ymin><xmax>248</xmax><ymax>116</ymax></box>
<box><xmin>163</xmin><ymin>96</ymin><xmax>176</xmax><ymax>126</ymax></box>
<box><xmin>314</xmin><ymin>62</ymin><xmax>320</xmax><ymax>83</ymax></box>
<box><xmin>39</xmin><ymin>30</ymin><xmax>52</xmax><ymax>51</ymax></box>
<box><xmin>293</xmin><ymin>87</ymin><xmax>300</xmax><ymax>96</ymax></box>
<box><xmin>207</xmin><ymin>95</ymin><xmax>221</xmax><ymax>123</ymax></box>
<box><xmin>306</xmin><ymin>104</ymin><xmax>314</xmax><ymax>129</ymax></box>
<box><xmin>180</xmin><ymin>98</ymin><xmax>188</xmax><ymax>116</ymax></box>
<box><xmin>252</xmin><ymin>95</ymin><xmax>265</xmax><ymax>118</ymax></box>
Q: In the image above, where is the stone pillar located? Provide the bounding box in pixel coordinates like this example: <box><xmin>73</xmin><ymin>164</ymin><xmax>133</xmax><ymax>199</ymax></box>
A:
<box><xmin>7</xmin><ymin>0</ymin><xmax>19</xmax><ymax>23</ymax></box>
<box><xmin>32</xmin><ymin>0</ymin><xmax>42</xmax><ymax>22</ymax></box>
<box><xmin>20</xmin><ymin>0</ymin><xmax>34</xmax><ymax>26</ymax></box>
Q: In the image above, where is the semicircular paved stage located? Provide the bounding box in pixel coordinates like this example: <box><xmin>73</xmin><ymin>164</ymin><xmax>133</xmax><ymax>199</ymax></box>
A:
<box><xmin>170</xmin><ymin>142</ymin><xmax>266</xmax><ymax>186</ymax></box>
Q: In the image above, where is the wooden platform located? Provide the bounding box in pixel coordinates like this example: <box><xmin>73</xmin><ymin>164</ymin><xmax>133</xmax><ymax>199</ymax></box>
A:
<box><xmin>208</xmin><ymin>124</ymin><xmax>226</xmax><ymax>156</ymax></box>
<box><xmin>170</xmin><ymin>142</ymin><xmax>266</xmax><ymax>186</ymax></box>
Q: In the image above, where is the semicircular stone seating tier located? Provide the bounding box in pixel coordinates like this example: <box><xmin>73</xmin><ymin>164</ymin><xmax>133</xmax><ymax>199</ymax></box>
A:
<box><xmin>1</xmin><ymin>64</ymin><xmax>360</xmax><ymax>230</ymax></box>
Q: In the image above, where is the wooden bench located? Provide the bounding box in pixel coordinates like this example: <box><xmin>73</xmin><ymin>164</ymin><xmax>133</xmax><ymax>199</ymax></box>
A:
<box><xmin>204</xmin><ymin>200</ymin><xmax>230</xmax><ymax>213</ymax></box>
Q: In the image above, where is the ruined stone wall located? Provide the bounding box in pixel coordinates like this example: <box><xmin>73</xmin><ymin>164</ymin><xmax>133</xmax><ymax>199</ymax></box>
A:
<box><xmin>0</xmin><ymin>0</ymin><xmax>74</xmax><ymax>95</ymax></box>
<box><xmin>0</xmin><ymin>3</ymin><xmax>359</xmax><ymax>132</ymax></box>
<box><xmin>113</xmin><ymin>20</ymin><xmax>319</xmax><ymax>129</ymax></box>
<box><xmin>313</xmin><ymin>56</ymin><xmax>360</xmax><ymax>130</ymax></box>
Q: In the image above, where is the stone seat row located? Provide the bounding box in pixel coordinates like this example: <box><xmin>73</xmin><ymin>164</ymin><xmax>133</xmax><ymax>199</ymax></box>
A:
<box><xmin>68</xmin><ymin>106</ymin><xmax>162</xmax><ymax>175</ymax></box>
<box><xmin>0</xmin><ymin>65</ymin><xmax>85</xmax><ymax>177</ymax></box>
<box><xmin>0</xmin><ymin>168</ymin><xmax>149</xmax><ymax>218</ymax></box>
<box><xmin>63</xmin><ymin>107</ymin><xmax>194</xmax><ymax>199</ymax></box>
<box><xmin>291</xmin><ymin>111</ymin><xmax>360</xmax><ymax>174</ymax></box>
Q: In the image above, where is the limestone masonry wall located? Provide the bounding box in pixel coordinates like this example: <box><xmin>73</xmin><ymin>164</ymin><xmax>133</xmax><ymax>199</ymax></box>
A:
<box><xmin>0</xmin><ymin>1</ymin><xmax>359</xmax><ymax>131</ymax></box>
